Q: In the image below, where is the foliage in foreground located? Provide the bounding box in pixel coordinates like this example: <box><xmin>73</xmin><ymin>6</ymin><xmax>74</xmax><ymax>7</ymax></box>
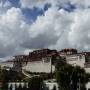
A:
<box><xmin>28</xmin><ymin>76</ymin><xmax>44</xmax><ymax>90</ymax></box>
<box><xmin>55</xmin><ymin>62</ymin><xmax>90</xmax><ymax>90</ymax></box>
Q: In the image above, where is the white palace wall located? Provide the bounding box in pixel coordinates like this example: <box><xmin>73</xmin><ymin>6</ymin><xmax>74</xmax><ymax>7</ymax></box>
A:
<box><xmin>22</xmin><ymin>58</ymin><xmax>55</xmax><ymax>73</ymax></box>
<box><xmin>0</xmin><ymin>62</ymin><xmax>13</xmax><ymax>68</ymax></box>
<box><xmin>66</xmin><ymin>54</ymin><xmax>85</xmax><ymax>68</ymax></box>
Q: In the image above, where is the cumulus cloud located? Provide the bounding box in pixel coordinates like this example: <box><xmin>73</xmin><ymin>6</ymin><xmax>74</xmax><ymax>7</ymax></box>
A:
<box><xmin>1</xmin><ymin>0</ymin><xmax>90</xmax><ymax>59</ymax></box>
<box><xmin>23</xmin><ymin>8</ymin><xmax>73</xmax><ymax>50</ymax></box>
<box><xmin>0</xmin><ymin>6</ymin><xmax>73</xmax><ymax>58</ymax></box>
<box><xmin>22</xmin><ymin>4</ymin><xmax>90</xmax><ymax>52</ymax></box>
<box><xmin>21</xmin><ymin>8</ymin><xmax>67</xmax><ymax>49</ymax></box>
<box><xmin>0</xmin><ymin>0</ymin><xmax>12</xmax><ymax>14</ymax></box>
<box><xmin>69</xmin><ymin>9</ymin><xmax>90</xmax><ymax>51</ymax></box>
<box><xmin>20</xmin><ymin>0</ymin><xmax>48</xmax><ymax>9</ymax></box>
<box><xmin>20</xmin><ymin>0</ymin><xmax>90</xmax><ymax>9</ymax></box>
<box><xmin>70</xmin><ymin>0</ymin><xmax>90</xmax><ymax>9</ymax></box>
<box><xmin>0</xmin><ymin>7</ymin><xmax>28</xmax><ymax>57</ymax></box>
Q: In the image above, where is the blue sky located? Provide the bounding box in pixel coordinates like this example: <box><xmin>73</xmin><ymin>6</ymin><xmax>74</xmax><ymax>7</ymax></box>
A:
<box><xmin>21</xmin><ymin>4</ymin><xmax>51</xmax><ymax>23</ymax></box>
<box><xmin>9</xmin><ymin>0</ymin><xmax>20</xmax><ymax>7</ymax></box>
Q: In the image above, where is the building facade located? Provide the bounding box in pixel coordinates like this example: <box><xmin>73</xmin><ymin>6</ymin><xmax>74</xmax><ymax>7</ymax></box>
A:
<box><xmin>59</xmin><ymin>49</ymin><xmax>90</xmax><ymax>73</ymax></box>
<box><xmin>1</xmin><ymin>48</ymin><xmax>90</xmax><ymax>73</ymax></box>
<box><xmin>11</xmin><ymin>49</ymin><xmax>57</xmax><ymax>73</ymax></box>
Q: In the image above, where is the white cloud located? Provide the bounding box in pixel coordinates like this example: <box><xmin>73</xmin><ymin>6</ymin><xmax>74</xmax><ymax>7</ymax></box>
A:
<box><xmin>0</xmin><ymin>6</ymin><xmax>73</xmax><ymax>58</ymax></box>
<box><xmin>0</xmin><ymin>7</ymin><xmax>29</xmax><ymax>57</ymax></box>
<box><xmin>0</xmin><ymin>0</ymin><xmax>12</xmax><ymax>14</ymax></box>
<box><xmin>21</xmin><ymin>8</ymin><xmax>73</xmax><ymax>50</ymax></box>
<box><xmin>70</xmin><ymin>0</ymin><xmax>90</xmax><ymax>9</ymax></box>
<box><xmin>23</xmin><ymin>6</ymin><xmax>90</xmax><ymax>52</ymax></box>
<box><xmin>20</xmin><ymin>0</ymin><xmax>48</xmax><ymax>9</ymax></box>
<box><xmin>20</xmin><ymin>0</ymin><xmax>90</xmax><ymax>9</ymax></box>
<box><xmin>1</xmin><ymin>0</ymin><xmax>90</xmax><ymax>59</ymax></box>
<box><xmin>69</xmin><ymin>9</ymin><xmax>90</xmax><ymax>51</ymax></box>
<box><xmin>20</xmin><ymin>0</ymin><xmax>70</xmax><ymax>9</ymax></box>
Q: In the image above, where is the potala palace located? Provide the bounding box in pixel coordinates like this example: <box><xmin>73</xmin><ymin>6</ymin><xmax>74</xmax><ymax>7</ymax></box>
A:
<box><xmin>1</xmin><ymin>48</ymin><xmax>90</xmax><ymax>73</ymax></box>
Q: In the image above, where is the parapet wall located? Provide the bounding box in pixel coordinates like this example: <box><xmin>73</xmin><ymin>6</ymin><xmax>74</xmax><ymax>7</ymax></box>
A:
<box><xmin>22</xmin><ymin>60</ymin><xmax>55</xmax><ymax>73</ymax></box>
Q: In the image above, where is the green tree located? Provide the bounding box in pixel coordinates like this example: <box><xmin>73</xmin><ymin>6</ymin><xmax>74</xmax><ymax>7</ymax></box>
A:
<box><xmin>28</xmin><ymin>76</ymin><xmax>43</xmax><ymax>90</ymax></box>
<box><xmin>0</xmin><ymin>68</ymin><xmax>9</xmax><ymax>90</ymax></box>
<box><xmin>52</xmin><ymin>55</ymin><xmax>66</xmax><ymax>65</ymax></box>
<box><xmin>55</xmin><ymin>63</ymin><xmax>90</xmax><ymax>90</ymax></box>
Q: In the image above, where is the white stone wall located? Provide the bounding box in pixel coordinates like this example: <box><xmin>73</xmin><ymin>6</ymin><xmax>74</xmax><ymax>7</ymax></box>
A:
<box><xmin>85</xmin><ymin>68</ymin><xmax>90</xmax><ymax>73</ymax></box>
<box><xmin>0</xmin><ymin>62</ymin><xmax>13</xmax><ymax>68</ymax></box>
<box><xmin>44</xmin><ymin>79</ymin><xmax>59</xmax><ymax>90</ymax></box>
<box><xmin>22</xmin><ymin>58</ymin><xmax>55</xmax><ymax>73</ymax></box>
<box><xmin>66</xmin><ymin>54</ymin><xmax>85</xmax><ymax>67</ymax></box>
<box><xmin>66</xmin><ymin>54</ymin><xmax>90</xmax><ymax>73</ymax></box>
<box><xmin>8</xmin><ymin>82</ymin><xmax>28</xmax><ymax>89</ymax></box>
<box><xmin>86</xmin><ymin>82</ymin><xmax>90</xmax><ymax>90</ymax></box>
<box><xmin>44</xmin><ymin>82</ymin><xmax>58</xmax><ymax>90</ymax></box>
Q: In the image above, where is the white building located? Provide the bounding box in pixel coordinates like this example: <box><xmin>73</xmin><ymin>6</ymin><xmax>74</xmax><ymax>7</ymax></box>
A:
<box><xmin>59</xmin><ymin>49</ymin><xmax>90</xmax><ymax>73</ymax></box>
<box><xmin>0</xmin><ymin>61</ymin><xmax>13</xmax><ymax>71</ymax></box>
<box><xmin>8</xmin><ymin>82</ymin><xmax>28</xmax><ymax>89</ymax></box>
<box><xmin>66</xmin><ymin>54</ymin><xmax>85</xmax><ymax>68</ymax></box>
<box><xmin>65</xmin><ymin>53</ymin><xmax>90</xmax><ymax>73</ymax></box>
<box><xmin>86</xmin><ymin>82</ymin><xmax>90</xmax><ymax>90</ymax></box>
<box><xmin>22</xmin><ymin>57</ymin><xmax>55</xmax><ymax>73</ymax></box>
<box><xmin>43</xmin><ymin>79</ymin><xmax>59</xmax><ymax>90</ymax></box>
<box><xmin>1</xmin><ymin>48</ymin><xmax>90</xmax><ymax>74</ymax></box>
